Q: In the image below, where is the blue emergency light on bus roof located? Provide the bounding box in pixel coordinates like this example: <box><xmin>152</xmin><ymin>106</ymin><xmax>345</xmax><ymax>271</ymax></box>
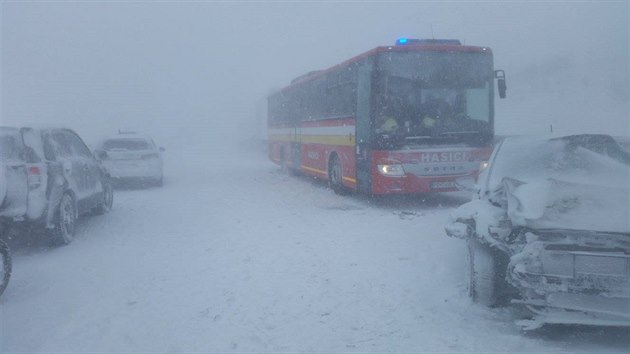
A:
<box><xmin>395</xmin><ymin>38</ymin><xmax>462</xmax><ymax>46</ymax></box>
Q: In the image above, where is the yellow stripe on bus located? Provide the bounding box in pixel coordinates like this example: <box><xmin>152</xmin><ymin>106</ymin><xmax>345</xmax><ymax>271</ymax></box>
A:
<box><xmin>302</xmin><ymin>165</ymin><xmax>356</xmax><ymax>185</ymax></box>
<box><xmin>342</xmin><ymin>176</ymin><xmax>357</xmax><ymax>184</ymax></box>
<box><xmin>301</xmin><ymin>135</ymin><xmax>355</xmax><ymax>146</ymax></box>
<box><xmin>268</xmin><ymin>134</ymin><xmax>292</xmax><ymax>142</ymax></box>
<box><xmin>301</xmin><ymin>165</ymin><xmax>327</xmax><ymax>176</ymax></box>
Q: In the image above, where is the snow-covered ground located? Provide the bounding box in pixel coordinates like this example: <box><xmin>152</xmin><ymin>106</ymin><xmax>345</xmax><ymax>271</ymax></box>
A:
<box><xmin>1</xmin><ymin>147</ymin><xmax>628</xmax><ymax>353</ymax></box>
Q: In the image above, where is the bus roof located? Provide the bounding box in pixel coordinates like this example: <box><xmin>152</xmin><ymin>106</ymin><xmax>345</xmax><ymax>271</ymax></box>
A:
<box><xmin>276</xmin><ymin>42</ymin><xmax>493</xmax><ymax>95</ymax></box>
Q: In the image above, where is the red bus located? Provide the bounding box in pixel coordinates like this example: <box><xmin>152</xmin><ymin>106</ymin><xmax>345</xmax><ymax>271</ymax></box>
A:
<box><xmin>268</xmin><ymin>38</ymin><xmax>506</xmax><ymax>195</ymax></box>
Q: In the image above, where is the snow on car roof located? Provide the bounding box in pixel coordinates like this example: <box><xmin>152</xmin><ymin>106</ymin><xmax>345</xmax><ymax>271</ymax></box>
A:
<box><xmin>96</xmin><ymin>132</ymin><xmax>154</xmax><ymax>146</ymax></box>
<box><xmin>104</xmin><ymin>133</ymin><xmax>151</xmax><ymax>140</ymax></box>
<box><xmin>0</xmin><ymin>127</ymin><xmax>20</xmax><ymax>135</ymax></box>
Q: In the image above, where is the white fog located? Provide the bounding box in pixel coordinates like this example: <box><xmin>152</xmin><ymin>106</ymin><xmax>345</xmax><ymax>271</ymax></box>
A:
<box><xmin>1</xmin><ymin>1</ymin><xmax>628</xmax><ymax>353</ymax></box>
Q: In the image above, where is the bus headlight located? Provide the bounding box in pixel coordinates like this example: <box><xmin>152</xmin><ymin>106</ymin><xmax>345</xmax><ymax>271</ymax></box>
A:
<box><xmin>377</xmin><ymin>163</ymin><xmax>405</xmax><ymax>177</ymax></box>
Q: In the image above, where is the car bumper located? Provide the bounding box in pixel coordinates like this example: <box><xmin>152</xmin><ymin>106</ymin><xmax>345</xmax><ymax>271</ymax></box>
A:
<box><xmin>514</xmin><ymin>293</ymin><xmax>630</xmax><ymax>327</ymax></box>
<box><xmin>509</xmin><ymin>233</ymin><xmax>630</xmax><ymax>327</ymax></box>
<box><xmin>103</xmin><ymin>160</ymin><xmax>162</xmax><ymax>180</ymax></box>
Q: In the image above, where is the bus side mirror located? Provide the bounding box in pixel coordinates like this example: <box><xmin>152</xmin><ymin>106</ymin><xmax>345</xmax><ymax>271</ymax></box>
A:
<box><xmin>495</xmin><ymin>70</ymin><xmax>507</xmax><ymax>99</ymax></box>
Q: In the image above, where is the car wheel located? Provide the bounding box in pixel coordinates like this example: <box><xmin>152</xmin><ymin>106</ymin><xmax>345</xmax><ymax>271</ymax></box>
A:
<box><xmin>466</xmin><ymin>238</ymin><xmax>499</xmax><ymax>306</ymax></box>
<box><xmin>0</xmin><ymin>240</ymin><xmax>11</xmax><ymax>296</ymax></box>
<box><xmin>50</xmin><ymin>193</ymin><xmax>76</xmax><ymax>246</ymax></box>
<box><xmin>328</xmin><ymin>155</ymin><xmax>347</xmax><ymax>195</ymax></box>
<box><xmin>156</xmin><ymin>175</ymin><xmax>163</xmax><ymax>187</ymax></box>
<box><xmin>93</xmin><ymin>180</ymin><xmax>113</xmax><ymax>215</ymax></box>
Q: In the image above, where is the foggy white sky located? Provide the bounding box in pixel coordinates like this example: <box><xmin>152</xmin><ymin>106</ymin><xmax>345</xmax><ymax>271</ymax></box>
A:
<box><xmin>1</xmin><ymin>1</ymin><xmax>628</xmax><ymax>148</ymax></box>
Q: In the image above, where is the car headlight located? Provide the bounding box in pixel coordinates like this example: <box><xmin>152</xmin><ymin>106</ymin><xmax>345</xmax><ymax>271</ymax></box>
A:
<box><xmin>377</xmin><ymin>162</ymin><xmax>405</xmax><ymax>176</ymax></box>
<box><xmin>480</xmin><ymin>160</ymin><xmax>489</xmax><ymax>170</ymax></box>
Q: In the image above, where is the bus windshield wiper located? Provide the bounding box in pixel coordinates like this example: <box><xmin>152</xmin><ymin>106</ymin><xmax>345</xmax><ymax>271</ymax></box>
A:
<box><xmin>439</xmin><ymin>131</ymin><xmax>481</xmax><ymax>136</ymax></box>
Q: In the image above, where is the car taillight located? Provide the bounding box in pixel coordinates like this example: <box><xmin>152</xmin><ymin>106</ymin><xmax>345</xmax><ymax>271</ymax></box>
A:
<box><xmin>141</xmin><ymin>153</ymin><xmax>159</xmax><ymax>160</ymax></box>
<box><xmin>27</xmin><ymin>166</ymin><xmax>42</xmax><ymax>188</ymax></box>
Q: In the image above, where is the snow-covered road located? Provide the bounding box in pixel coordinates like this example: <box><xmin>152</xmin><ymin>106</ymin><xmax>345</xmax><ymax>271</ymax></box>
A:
<box><xmin>1</xmin><ymin>148</ymin><xmax>628</xmax><ymax>353</ymax></box>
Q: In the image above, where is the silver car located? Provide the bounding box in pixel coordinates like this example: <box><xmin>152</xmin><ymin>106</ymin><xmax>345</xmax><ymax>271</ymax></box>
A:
<box><xmin>446</xmin><ymin>134</ymin><xmax>630</xmax><ymax>329</ymax></box>
<box><xmin>95</xmin><ymin>132</ymin><xmax>164</xmax><ymax>187</ymax></box>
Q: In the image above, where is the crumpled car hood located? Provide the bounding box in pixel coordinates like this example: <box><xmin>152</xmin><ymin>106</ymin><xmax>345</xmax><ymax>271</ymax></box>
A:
<box><xmin>501</xmin><ymin>177</ymin><xmax>629</xmax><ymax>234</ymax></box>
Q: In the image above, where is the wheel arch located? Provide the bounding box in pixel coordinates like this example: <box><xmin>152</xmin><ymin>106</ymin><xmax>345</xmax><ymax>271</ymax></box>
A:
<box><xmin>62</xmin><ymin>189</ymin><xmax>78</xmax><ymax>219</ymax></box>
<box><xmin>47</xmin><ymin>188</ymin><xmax>77</xmax><ymax>228</ymax></box>
<box><xmin>467</xmin><ymin>237</ymin><xmax>516</xmax><ymax>307</ymax></box>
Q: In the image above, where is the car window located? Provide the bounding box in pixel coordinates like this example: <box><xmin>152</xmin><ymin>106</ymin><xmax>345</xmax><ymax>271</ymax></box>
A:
<box><xmin>42</xmin><ymin>136</ymin><xmax>57</xmax><ymax>161</ymax></box>
<box><xmin>65</xmin><ymin>131</ymin><xmax>93</xmax><ymax>158</ymax></box>
<box><xmin>102</xmin><ymin>138</ymin><xmax>150</xmax><ymax>151</ymax></box>
<box><xmin>0</xmin><ymin>134</ymin><xmax>21</xmax><ymax>161</ymax></box>
<box><xmin>50</xmin><ymin>132</ymin><xmax>73</xmax><ymax>158</ymax></box>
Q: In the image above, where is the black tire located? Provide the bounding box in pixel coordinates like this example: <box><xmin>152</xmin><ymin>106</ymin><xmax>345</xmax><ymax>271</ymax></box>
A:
<box><xmin>328</xmin><ymin>155</ymin><xmax>346</xmax><ymax>195</ymax></box>
<box><xmin>93</xmin><ymin>180</ymin><xmax>114</xmax><ymax>215</ymax></box>
<box><xmin>50</xmin><ymin>193</ymin><xmax>76</xmax><ymax>246</ymax></box>
<box><xmin>466</xmin><ymin>238</ymin><xmax>499</xmax><ymax>306</ymax></box>
<box><xmin>0</xmin><ymin>240</ymin><xmax>11</xmax><ymax>297</ymax></box>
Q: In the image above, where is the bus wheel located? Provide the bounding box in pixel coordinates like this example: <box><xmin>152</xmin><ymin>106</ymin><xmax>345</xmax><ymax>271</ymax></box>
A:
<box><xmin>329</xmin><ymin>155</ymin><xmax>346</xmax><ymax>195</ymax></box>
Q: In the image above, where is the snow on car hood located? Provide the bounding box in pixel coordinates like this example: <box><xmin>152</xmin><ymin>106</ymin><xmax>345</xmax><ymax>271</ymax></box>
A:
<box><xmin>501</xmin><ymin>177</ymin><xmax>629</xmax><ymax>233</ymax></box>
<box><xmin>489</xmin><ymin>135</ymin><xmax>630</xmax><ymax>233</ymax></box>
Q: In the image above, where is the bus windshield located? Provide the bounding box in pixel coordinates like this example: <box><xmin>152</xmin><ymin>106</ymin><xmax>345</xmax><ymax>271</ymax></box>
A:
<box><xmin>374</xmin><ymin>51</ymin><xmax>493</xmax><ymax>148</ymax></box>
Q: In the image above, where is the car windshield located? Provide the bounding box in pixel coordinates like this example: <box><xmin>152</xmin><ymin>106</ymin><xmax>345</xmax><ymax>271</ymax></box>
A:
<box><xmin>102</xmin><ymin>138</ymin><xmax>150</xmax><ymax>151</ymax></box>
<box><xmin>0</xmin><ymin>130</ymin><xmax>21</xmax><ymax>161</ymax></box>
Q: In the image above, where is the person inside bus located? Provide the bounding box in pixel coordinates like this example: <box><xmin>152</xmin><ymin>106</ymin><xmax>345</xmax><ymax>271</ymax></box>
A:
<box><xmin>374</xmin><ymin>97</ymin><xmax>407</xmax><ymax>149</ymax></box>
<box><xmin>418</xmin><ymin>94</ymin><xmax>455</xmax><ymax>132</ymax></box>
<box><xmin>376</xmin><ymin>97</ymin><xmax>404</xmax><ymax>134</ymax></box>
<box><xmin>379</xmin><ymin>116</ymin><xmax>399</xmax><ymax>133</ymax></box>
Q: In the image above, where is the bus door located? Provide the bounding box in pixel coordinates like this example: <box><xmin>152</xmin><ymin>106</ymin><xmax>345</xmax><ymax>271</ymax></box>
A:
<box><xmin>291</xmin><ymin>125</ymin><xmax>301</xmax><ymax>171</ymax></box>
<box><xmin>355</xmin><ymin>59</ymin><xmax>373</xmax><ymax>194</ymax></box>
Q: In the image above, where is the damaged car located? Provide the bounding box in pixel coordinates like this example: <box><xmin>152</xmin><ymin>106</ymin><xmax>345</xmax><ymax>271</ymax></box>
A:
<box><xmin>0</xmin><ymin>127</ymin><xmax>114</xmax><ymax>246</ymax></box>
<box><xmin>446</xmin><ymin>134</ymin><xmax>630</xmax><ymax>328</ymax></box>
